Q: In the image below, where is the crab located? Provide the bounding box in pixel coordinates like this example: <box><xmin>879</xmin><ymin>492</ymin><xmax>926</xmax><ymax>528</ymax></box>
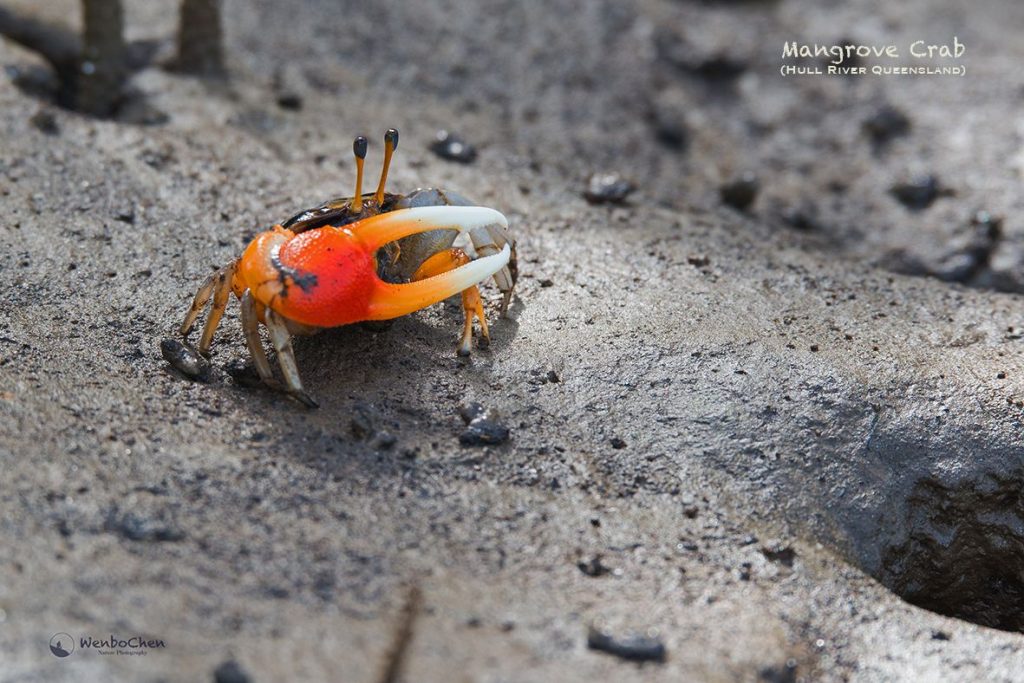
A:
<box><xmin>176</xmin><ymin>129</ymin><xmax>517</xmax><ymax>407</ymax></box>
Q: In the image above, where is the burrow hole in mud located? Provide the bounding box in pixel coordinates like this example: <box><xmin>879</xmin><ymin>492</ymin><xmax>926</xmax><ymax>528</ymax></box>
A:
<box><xmin>875</xmin><ymin>470</ymin><xmax>1024</xmax><ymax>632</ymax></box>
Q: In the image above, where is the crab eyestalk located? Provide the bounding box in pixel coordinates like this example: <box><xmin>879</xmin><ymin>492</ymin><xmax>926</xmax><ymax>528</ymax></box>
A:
<box><xmin>350</xmin><ymin>135</ymin><xmax>368</xmax><ymax>213</ymax></box>
<box><xmin>374</xmin><ymin>128</ymin><xmax>399</xmax><ymax>206</ymax></box>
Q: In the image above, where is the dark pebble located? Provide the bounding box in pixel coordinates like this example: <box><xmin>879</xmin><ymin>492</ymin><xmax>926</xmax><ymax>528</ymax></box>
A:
<box><xmin>761</xmin><ymin>541</ymin><xmax>796</xmax><ymax>567</ymax></box>
<box><xmin>610</xmin><ymin>437</ymin><xmax>627</xmax><ymax>449</ymax></box>
<box><xmin>577</xmin><ymin>554</ymin><xmax>612</xmax><ymax>577</ymax></box>
<box><xmin>160</xmin><ymin>338</ymin><xmax>211</xmax><ymax>382</ymax></box>
<box><xmin>931</xmin><ymin>630</ymin><xmax>951</xmax><ymax>641</ymax></box>
<box><xmin>890</xmin><ymin>175</ymin><xmax>945</xmax><ymax>211</ymax></box>
<box><xmin>460</xmin><ymin>418</ymin><xmax>510</xmax><ymax>446</ymax></box>
<box><xmin>430</xmin><ymin>130</ymin><xmax>477</xmax><ymax>163</ymax></box>
<box><xmin>350</xmin><ymin>403</ymin><xmax>375</xmax><ymax>440</ymax></box>
<box><xmin>719</xmin><ymin>173</ymin><xmax>759</xmax><ymax>211</ymax></box>
<box><xmin>458</xmin><ymin>402</ymin><xmax>509</xmax><ymax>445</ymax></box>
<box><xmin>115</xmin><ymin>207</ymin><xmax>136</xmax><ymax>224</ymax></box>
<box><xmin>213</xmin><ymin>659</ymin><xmax>251</xmax><ymax>683</ymax></box>
<box><xmin>587</xmin><ymin>626</ymin><xmax>666</xmax><ymax>663</ymax></box>
<box><xmin>783</xmin><ymin>206</ymin><xmax>820</xmax><ymax>232</ymax></box>
<box><xmin>759</xmin><ymin>660</ymin><xmax>799</xmax><ymax>683</ymax></box>
<box><xmin>546</xmin><ymin>369</ymin><xmax>561</xmax><ymax>383</ymax></box>
<box><xmin>106</xmin><ymin>510</ymin><xmax>184</xmax><ymax>543</ymax></box>
<box><xmin>459</xmin><ymin>402</ymin><xmax>487</xmax><ymax>424</ymax></box>
<box><xmin>648</xmin><ymin>92</ymin><xmax>689</xmax><ymax>151</ymax></box>
<box><xmin>30</xmin><ymin>109</ymin><xmax>59</xmax><ymax>135</ymax></box>
<box><xmin>863</xmin><ymin>105</ymin><xmax>910</xmax><ymax>147</ymax></box>
<box><xmin>539</xmin><ymin>278</ymin><xmax>554</xmax><ymax>288</ymax></box>
<box><xmin>371</xmin><ymin>430</ymin><xmax>397</xmax><ymax>449</ymax></box>
<box><xmin>276</xmin><ymin>93</ymin><xmax>303</xmax><ymax>111</ymax></box>
<box><xmin>584</xmin><ymin>173</ymin><xmax>635</xmax><ymax>205</ymax></box>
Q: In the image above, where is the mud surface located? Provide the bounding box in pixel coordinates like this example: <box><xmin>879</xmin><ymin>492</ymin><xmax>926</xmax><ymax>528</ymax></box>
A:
<box><xmin>2</xmin><ymin>0</ymin><xmax>1024</xmax><ymax>681</ymax></box>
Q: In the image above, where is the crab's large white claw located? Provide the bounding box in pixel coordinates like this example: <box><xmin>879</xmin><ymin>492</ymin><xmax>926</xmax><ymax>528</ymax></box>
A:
<box><xmin>354</xmin><ymin>206</ymin><xmax>508</xmax><ymax>251</ymax></box>
<box><xmin>367</xmin><ymin>243</ymin><xmax>511</xmax><ymax>321</ymax></box>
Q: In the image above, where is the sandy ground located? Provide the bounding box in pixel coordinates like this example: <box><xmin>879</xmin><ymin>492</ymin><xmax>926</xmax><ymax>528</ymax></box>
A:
<box><xmin>3</xmin><ymin>0</ymin><xmax>1024</xmax><ymax>681</ymax></box>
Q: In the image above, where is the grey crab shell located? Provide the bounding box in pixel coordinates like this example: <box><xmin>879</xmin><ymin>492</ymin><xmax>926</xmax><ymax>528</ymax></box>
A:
<box><xmin>382</xmin><ymin>187</ymin><xmax>477</xmax><ymax>282</ymax></box>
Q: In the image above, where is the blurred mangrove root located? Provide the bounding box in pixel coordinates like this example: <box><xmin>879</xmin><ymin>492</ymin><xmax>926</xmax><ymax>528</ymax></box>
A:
<box><xmin>78</xmin><ymin>0</ymin><xmax>126</xmax><ymax>116</ymax></box>
<box><xmin>177</xmin><ymin>0</ymin><xmax>225</xmax><ymax>76</ymax></box>
<box><xmin>0</xmin><ymin>5</ymin><xmax>81</xmax><ymax>89</ymax></box>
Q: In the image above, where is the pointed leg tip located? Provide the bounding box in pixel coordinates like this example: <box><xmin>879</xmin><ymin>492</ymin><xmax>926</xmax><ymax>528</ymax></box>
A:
<box><xmin>457</xmin><ymin>344</ymin><xmax>472</xmax><ymax>357</ymax></box>
<box><xmin>292</xmin><ymin>391</ymin><xmax>319</xmax><ymax>408</ymax></box>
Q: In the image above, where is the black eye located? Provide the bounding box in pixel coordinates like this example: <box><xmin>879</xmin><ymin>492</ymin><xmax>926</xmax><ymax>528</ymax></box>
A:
<box><xmin>385</xmin><ymin>128</ymin><xmax>399</xmax><ymax>150</ymax></box>
<box><xmin>353</xmin><ymin>136</ymin><xmax>368</xmax><ymax>159</ymax></box>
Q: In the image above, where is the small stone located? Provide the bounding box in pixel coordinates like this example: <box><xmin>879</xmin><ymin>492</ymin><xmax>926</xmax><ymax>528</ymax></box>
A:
<box><xmin>276</xmin><ymin>93</ymin><xmax>303</xmax><ymax>111</ymax></box>
<box><xmin>30</xmin><ymin>109</ymin><xmax>59</xmax><ymax>135</ymax></box>
<box><xmin>761</xmin><ymin>541</ymin><xmax>796</xmax><ymax>567</ymax></box>
<box><xmin>587</xmin><ymin>626</ymin><xmax>666</xmax><ymax>663</ymax></box>
<box><xmin>371</xmin><ymin>431</ymin><xmax>397</xmax><ymax>449</ymax></box>
<box><xmin>160</xmin><ymin>338</ymin><xmax>212</xmax><ymax>382</ymax></box>
<box><xmin>106</xmin><ymin>510</ymin><xmax>184</xmax><ymax>543</ymax></box>
<box><xmin>890</xmin><ymin>175</ymin><xmax>945</xmax><ymax>211</ymax></box>
<box><xmin>584</xmin><ymin>173</ymin><xmax>635</xmax><ymax>205</ymax></box>
<box><xmin>114</xmin><ymin>206</ymin><xmax>136</xmax><ymax>224</ymax></box>
<box><xmin>430</xmin><ymin>130</ymin><xmax>477</xmax><ymax>163</ymax></box>
<box><xmin>863</xmin><ymin>105</ymin><xmax>910</xmax><ymax>147</ymax></box>
<box><xmin>459</xmin><ymin>418</ymin><xmax>510</xmax><ymax>446</ymax></box>
<box><xmin>546</xmin><ymin>369</ymin><xmax>561</xmax><ymax>383</ymax></box>
<box><xmin>350</xmin><ymin>403</ymin><xmax>375</xmax><ymax>440</ymax></box>
<box><xmin>649</xmin><ymin>87</ymin><xmax>690</xmax><ymax>151</ymax></box>
<box><xmin>577</xmin><ymin>554</ymin><xmax>612</xmax><ymax>577</ymax></box>
<box><xmin>458</xmin><ymin>403</ymin><xmax>509</xmax><ymax>445</ymax></box>
<box><xmin>213</xmin><ymin>660</ymin><xmax>251</xmax><ymax>683</ymax></box>
<box><xmin>610</xmin><ymin>437</ymin><xmax>627</xmax><ymax>449</ymax></box>
<box><xmin>539</xmin><ymin>278</ymin><xmax>554</xmax><ymax>288</ymax></box>
<box><xmin>720</xmin><ymin>173</ymin><xmax>759</xmax><ymax>211</ymax></box>
<box><xmin>459</xmin><ymin>402</ymin><xmax>487</xmax><ymax>424</ymax></box>
<box><xmin>782</xmin><ymin>206</ymin><xmax>820</xmax><ymax>232</ymax></box>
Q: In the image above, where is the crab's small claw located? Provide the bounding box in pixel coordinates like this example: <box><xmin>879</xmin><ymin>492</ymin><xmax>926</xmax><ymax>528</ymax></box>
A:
<box><xmin>354</xmin><ymin>206</ymin><xmax>508</xmax><ymax>251</ymax></box>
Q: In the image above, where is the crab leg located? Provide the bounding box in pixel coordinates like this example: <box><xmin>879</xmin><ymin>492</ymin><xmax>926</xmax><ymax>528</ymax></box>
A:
<box><xmin>240</xmin><ymin>291</ymin><xmax>275</xmax><ymax>384</ymax></box>
<box><xmin>198</xmin><ymin>260</ymin><xmax>238</xmax><ymax>354</ymax></box>
<box><xmin>354</xmin><ymin>206</ymin><xmax>509</xmax><ymax>251</ymax></box>
<box><xmin>468</xmin><ymin>224</ymin><xmax>517</xmax><ymax>314</ymax></box>
<box><xmin>179</xmin><ymin>269</ymin><xmax>219</xmax><ymax>336</ymax></box>
<box><xmin>179</xmin><ymin>260</ymin><xmax>238</xmax><ymax>351</ymax></box>
<box><xmin>265</xmin><ymin>309</ymin><xmax>318</xmax><ymax>408</ymax></box>
<box><xmin>412</xmin><ymin>248</ymin><xmax>489</xmax><ymax>356</ymax></box>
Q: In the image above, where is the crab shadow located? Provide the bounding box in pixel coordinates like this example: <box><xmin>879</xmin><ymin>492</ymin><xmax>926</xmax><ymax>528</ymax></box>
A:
<box><xmin>233</xmin><ymin>298</ymin><xmax>521</xmax><ymax>477</ymax></box>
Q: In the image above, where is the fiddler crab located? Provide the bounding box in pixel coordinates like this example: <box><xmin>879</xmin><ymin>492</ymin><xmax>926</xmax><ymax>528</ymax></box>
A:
<box><xmin>176</xmin><ymin>129</ymin><xmax>517</xmax><ymax>407</ymax></box>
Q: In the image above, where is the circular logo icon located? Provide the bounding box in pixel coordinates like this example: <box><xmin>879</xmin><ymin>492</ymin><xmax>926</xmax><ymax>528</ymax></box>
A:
<box><xmin>49</xmin><ymin>633</ymin><xmax>74</xmax><ymax>658</ymax></box>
